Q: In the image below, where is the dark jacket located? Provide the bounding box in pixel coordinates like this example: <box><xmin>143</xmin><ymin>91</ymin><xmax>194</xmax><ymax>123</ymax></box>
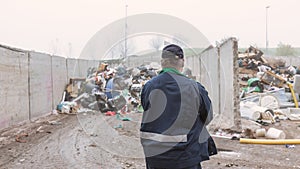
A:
<box><xmin>140</xmin><ymin>71</ymin><xmax>215</xmax><ymax>169</ymax></box>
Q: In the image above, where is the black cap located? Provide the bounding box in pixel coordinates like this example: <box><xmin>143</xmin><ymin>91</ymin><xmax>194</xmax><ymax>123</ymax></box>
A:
<box><xmin>162</xmin><ymin>44</ymin><xmax>184</xmax><ymax>59</ymax></box>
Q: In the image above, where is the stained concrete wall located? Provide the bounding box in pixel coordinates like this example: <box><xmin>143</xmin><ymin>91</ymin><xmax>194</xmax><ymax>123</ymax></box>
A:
<box><xmin>199</xmin><ymin>46</ymin><xmax>220</xmax><ymax>126</ymax></box>
<box><xmin>217</xmin><ymin>39</ymin><xmax>240</xmax><ymax>129</ymax></box>
<box><xmin>186</xmin><ymin>38</ymin><xmax>240</xmax><ymax>130</ymax></box>
<box><xmin>66</xmin><ymin>58</ymin><xmax>80</xmax><ymax>80</ymax></box>
<box><xmin>77</xmin><ymin>59</ymin><xmax>89</xmax><ymax>78</ymax></box>
<box><xmin>0</xmin><ymin>45</ymin><xmax>90</xmax><ymax>130</ymax></box>
<box><xmin>52</xmin><ymin>56</ymin><xmax>68</xmax><ymax>109</ymax></box>
<box><xmin>0</xmin><ymin>45</ymin><xmax>30</xmax><ymax>129</ymax></box>
<box><xmin>29</xmin><ymin>52</ymin><xmax>53</xmax><ymax>119</ymax></box>
<box><xmin>87</xmin><ymin>60</ymin><xmax>100</xmax><ymax>69</ymax></box>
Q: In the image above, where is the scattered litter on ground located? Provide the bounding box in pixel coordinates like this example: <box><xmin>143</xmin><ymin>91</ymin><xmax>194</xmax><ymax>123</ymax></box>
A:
<box><xmin>90</xmin><ymin>133</ymin><xmax>98</xmax><ymax>137</ymax></box>
<box><xmin>15</xmin><ymin>133</ymin><xmax>28</xmax><ymax>143</ymax></box>
<box><xmin>114</xmin><ymin>124</ymin><xmax>123</xmax><ymax>129</ymax></box>
<box><xmin>48</xmin><ymin>121</ymin><xmax>62</xmax><ymax>125</ymax></box>
<box><xmin>121</xmin><ymin>117</ymin><xmax>132</xmax><ymax>121</ymax></box>
<box><xmin>225</xmin><ymin>163</ymin><xmax>239</xmax><ymax>167</ymax></box>
<box><xmin>36</xmin><ymin>126</ymin><xmax>44</xmax><ymax>133</ymax></box>
<box><xmin>105</xmin><ymin>111</ymin><xmax>116</xmax><ymax>116</ymax></box>
<box><xmin>285</xmin><ymin>144</ymin><xmax>295</xmax><ymax>148</ymax></box>
<box><xmin>88</xmin><ymin>144</ymin><xmax>97</xmax><ymax>147</ymax></box>
<box><xmin>0</xmin><ymin>137</ymin><xmax>6</xmax><ymax>142</ymax></box>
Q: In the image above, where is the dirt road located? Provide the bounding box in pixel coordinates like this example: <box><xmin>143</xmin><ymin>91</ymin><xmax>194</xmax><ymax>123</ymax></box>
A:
<box><xmin>0</xmin><ymin>112</ymin><xmax>299</xmax><ymax>169</ymax></box>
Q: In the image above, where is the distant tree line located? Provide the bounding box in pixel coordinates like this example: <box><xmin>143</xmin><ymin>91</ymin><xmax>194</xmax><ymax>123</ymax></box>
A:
<box><xmin>276</xmin><ymin>42</ymin><xmax>297</xmax><ymax>56</ymax></box>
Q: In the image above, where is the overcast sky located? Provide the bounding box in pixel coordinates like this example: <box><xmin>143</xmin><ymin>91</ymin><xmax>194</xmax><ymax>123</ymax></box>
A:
<box><xmin>1</xmin><ymin>0</ymin><xmax>299</xmax><ymax>57</ymax></box>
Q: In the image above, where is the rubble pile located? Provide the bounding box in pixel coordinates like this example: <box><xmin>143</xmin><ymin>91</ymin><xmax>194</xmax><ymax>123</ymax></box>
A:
<box><xmin>236</xmin><ymin>46</ymin><xmax>300</xmax><ymax>142</ymax></box>
<box><xmin>56</xmin><ymin>62</ymin><xmax>160</xmax><ymax>116</ymax></box>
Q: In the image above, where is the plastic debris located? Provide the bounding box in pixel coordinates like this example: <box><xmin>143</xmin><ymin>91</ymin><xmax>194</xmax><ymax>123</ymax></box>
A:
<box><xmin>105</xmin><ymin>111</ymin><xmax>116</xmax><ymax>116</ymax></box>
<box><xmin>114</xmin><ymin>124</ymin><xmax>123</xmax><ymax>129</ymax></box>
<box><xmin>266</xmin><ymin>128</ymin><xmax>286</xmax><ymax>139</ymax></box>
<box><xmin>285</xmin><ymin>144</ymin><xmax>295</xmax><ymax>148</ymax></box>
<box><xmin>36</xmin><ymin>126</ymin><xmax>44</xmax><ymax>133</ymax></box>
<box><xmin>15</xmin><ymin>133</ymin><xmax>29</xmax><ymax>143</ymax></box>
<box><xmin>48</xmin><ymin>121</ymin><xmax>62</xmax><ymax>125</ymax></box>
<box><xmin>121</xmin><ymin>117</ymin><xmax>132</xmax><ymax>121</ymax></box>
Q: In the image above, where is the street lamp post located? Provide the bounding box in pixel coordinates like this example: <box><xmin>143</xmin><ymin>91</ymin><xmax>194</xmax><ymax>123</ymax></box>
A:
<box><xmin>125</xmin><ymin>3</ymin><xmax>128</xmax><ymax>65</ymax></box>
<box><xmin>266</xmin><ymin>6</ymin><xmax>270</xmax><ymax>55</ymax></box>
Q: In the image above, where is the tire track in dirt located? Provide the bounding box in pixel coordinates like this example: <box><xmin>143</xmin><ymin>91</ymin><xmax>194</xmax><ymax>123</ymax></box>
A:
<box><xmin>1</xmin><ymin>113</ymin><xmax>145</xmax><ymax>169</ymax></box>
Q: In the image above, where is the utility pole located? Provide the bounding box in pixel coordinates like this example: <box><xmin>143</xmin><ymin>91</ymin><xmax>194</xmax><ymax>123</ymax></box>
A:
<box><xmin>68</xmin><ymin>42</ymin><xmax>72</xmax><ymax>58</ymax></box>
<box><xmin>266</xmin><ymin>6</ymin><xmax>270</xmax><ymax>55</ymax></box>
<box><xmin>125</xmin><ymin>2</ymin><xmax>128</xmax><ymax>65</ymax></box>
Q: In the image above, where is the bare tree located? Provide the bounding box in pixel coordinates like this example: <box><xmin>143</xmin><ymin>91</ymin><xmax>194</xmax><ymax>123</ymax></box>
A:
<box><xmin>120</xmin><ymin>40</ymin><xmax>135</xmax><ymax>57</ymax></box>
<box><xmin>172</xmin><ymin>34</ymin><xmax>188</xmax><ymax>47</ymax></box>
<box><xmin>50</xmin><ymin>38</ymin><xmax>60</xmax><ymax>55</ymax></box>
<box><xmin>149</xmin><ymin>36</ymin><xmax>163</xmax><ymax>51</ymax></box>
<box><xmin>109</xmin><ymin>39</ymin><xmax>135</xmax><ymax>59</ymax></box>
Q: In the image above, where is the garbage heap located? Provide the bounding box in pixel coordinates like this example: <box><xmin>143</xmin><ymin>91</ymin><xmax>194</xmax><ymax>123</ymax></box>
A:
<box><xmin>56</xmin><ymin>63</ymin><xmax>159</xmax><ymax>115</ymax></box>
<box><xmin>235</xmin><ymin>46</ymin><xmax>300</xmax><ymax>140</ymax></box>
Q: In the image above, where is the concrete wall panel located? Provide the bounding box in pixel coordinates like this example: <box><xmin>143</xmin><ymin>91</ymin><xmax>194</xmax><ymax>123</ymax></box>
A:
<box><xmin>52</xmin><ymin>56</ymin><xmax>67</xmax><ymax>108</ymax></box>
<box><xmin>187</xmin><ymin>39</ymin><xmax>241</xmax><ymax>130</ymax></box>
<box><xmin>0</xmin><ymin>44</ymin><xmax>91</xmax><ymax>130</ymax></box>
<box><xmin>0</xmin><ymin>46</ymin><xmax>29</xmax><ymax>129</ymax></box>
<box><xmin>194</xmin><ymin>55</ymin><xmax>200</xmax><ymax>81</ymax></box>
<box><xmin>218</xmin><ymin>41</ymin><xmax>235</xmax><ymax>129</ymax></box>
<box><xmin>66</xmin><ymin>58</ymin><xmax>80</xmax><ymax>79</ymax></box>
<box><xmin>185</xmin><ymin>56</ymin><xmax>193</xmax><ymax>74</ymax></box>
<box><xmin>88</xmin><ymin>60</ymin><xmax>99</xmax><ymax>69</ymax></box>
<box><xmin>78</xmin><ymin>59</ymin><xmax>89</xmax><ymax>77</ymax></box>
<box><xmin>210</xmin><ymin>38</ymin><xmax>240</xmax><ymax>129</ymax></box>
<box><xmin>29</xmin><ymin>52</ymin><xmax>53</xmax><ymax>119</ymax></box>
<box><xmin>199</xmin><ymin>47</ymin><xmax>220</xmax><ymax>122</ymax></box>
<box><xmin>186</xmin><ymin>55</ymin><xmax>200</xmax><ymax>81</ymax></box>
